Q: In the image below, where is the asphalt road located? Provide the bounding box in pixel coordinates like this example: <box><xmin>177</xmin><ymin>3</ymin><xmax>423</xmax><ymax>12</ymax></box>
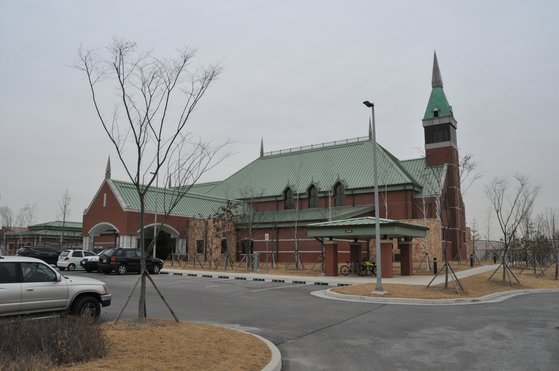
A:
<box><xmin>81</xmin><ymin>271</ymin><xmax>559</xmax><ymax>371</ymax></box>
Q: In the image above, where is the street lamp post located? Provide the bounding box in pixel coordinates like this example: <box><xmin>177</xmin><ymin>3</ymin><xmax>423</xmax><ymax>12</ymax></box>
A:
<box><xmin>363</xmin><ymin>100</ymin><xmax>385</xmax><ymax>293</ymax></box>
<box><xmin>151</xmin><ymin>172</ymin><xmax>159</xmax><ymax>259</ymax></box>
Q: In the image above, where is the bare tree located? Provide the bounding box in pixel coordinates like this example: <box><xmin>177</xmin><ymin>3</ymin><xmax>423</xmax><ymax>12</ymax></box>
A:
<box><xmin>58</xmin><ymin>190</ymin><xmax>71</xmax><ymax>247</ymax></box>
<box><xmin>15</xmin><ymin>203</ymin><xmax>38</xmax><ymax>227</ymax></box>
<box><xmin>77</xmin><ymin>39</ymin><xmax>222</xmax><ymax>323</ymax></box>
<box><xmin>236</xmin><ymin>186</ymin><xmax>265</xmax><ymax>270</ymax></box>
<box><xmin>538</xmin><ymin>208</ymin><xmax>559</xmax><ymax>280</ymax></box>
<box><xmin>485</xmin><ymin>175</ymin><xmax>539</xmax><ymax>283</ymax></box>
<box><xmin>459</xmin><ymin>153</ymin><xmax>481</xmax><ymax>198</ymax></box>
<box><xmin>0</xmin><ymin>206</ymin><xmax>14</xmax><ymax>229</ymax></box>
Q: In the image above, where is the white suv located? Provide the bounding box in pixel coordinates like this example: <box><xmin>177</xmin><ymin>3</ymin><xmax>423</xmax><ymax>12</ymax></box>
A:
<box><xmin>57</xmin><ymin>249</ymin><xmax>95</xmax><ymax>271</ymax></box>
<box><xmin>0</xmin><ymin>256</ymin><xmax>111</xmax><ymax>318</ymax></box>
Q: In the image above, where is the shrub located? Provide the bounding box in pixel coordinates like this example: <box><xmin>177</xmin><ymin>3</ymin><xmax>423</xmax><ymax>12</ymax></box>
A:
<box><xmin>0</xmin><ymin>316</ymin><xmax>107</xmax><ymax>370</ymax></box>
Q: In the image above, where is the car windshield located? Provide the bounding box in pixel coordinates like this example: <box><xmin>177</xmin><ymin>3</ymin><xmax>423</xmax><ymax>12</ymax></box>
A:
<box><xmin>59</xmin><ymin>251</ymin><xmax>70</xmax><ymax>257</ymax></box>
<box><xmin>101</xmin><ymin>248</ymin><xmax>115</xmax><ymax>257</ymax></box>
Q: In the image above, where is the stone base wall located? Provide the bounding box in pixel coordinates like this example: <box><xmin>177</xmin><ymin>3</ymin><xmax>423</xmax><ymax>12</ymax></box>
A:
<box><xmin>401</xmin><ymin>218</ymin><xmax>443</xmax><ymax>264</ymax></box>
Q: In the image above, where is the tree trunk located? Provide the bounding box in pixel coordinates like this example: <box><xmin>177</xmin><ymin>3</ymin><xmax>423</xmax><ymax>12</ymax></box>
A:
<box><xmin>138</xmin><ymin>193</ymin><xmax>147</xmax><ymax>323</ymax></box>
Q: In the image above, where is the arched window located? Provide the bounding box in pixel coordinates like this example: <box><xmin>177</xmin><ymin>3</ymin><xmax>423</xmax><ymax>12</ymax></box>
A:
<box><xmin>333</xmin><ymin>182</ymin><xmax>345</xmax><ymax>207</ymax></box>
<box><xmin>283</xmin><ymin>187</ymin><xmax>294</xmax><ymax>209</ymax></box>
<box><xmin>307</xmin><ymin>185</ymin><xmax>318</xmax><ymax>208</ymax></box>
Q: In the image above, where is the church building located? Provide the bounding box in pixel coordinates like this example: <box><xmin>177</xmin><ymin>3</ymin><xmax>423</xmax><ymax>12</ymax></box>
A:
<box><xmin>81</xmin><ymin>53</ymin><xmax>470</xmax><ymax>271</ymax></box>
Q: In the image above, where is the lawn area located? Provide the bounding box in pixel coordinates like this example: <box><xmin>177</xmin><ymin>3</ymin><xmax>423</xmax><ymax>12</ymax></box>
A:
<box><xmin>332</xmin><ymin>267</ymin><xmax>559</xmax><ymax>299</ymax></box>
<box><xmin>62</xmin><ymin>320</ymin><xmax>271</xmax><ymax>371</ymax></box>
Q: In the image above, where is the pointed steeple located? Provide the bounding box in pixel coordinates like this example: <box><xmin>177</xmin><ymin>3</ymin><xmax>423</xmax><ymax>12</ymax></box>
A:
<box><xmin>423</xmin><ymin>52</ymin><xmax>453</xmax><ymax>120</ymax></box>
<box><xmin>260</xmin><ymin>137</ymin><xmax>264</xmax><ymax>157</ymax></box>
<box><xmin>432</xmin><ymin>51</ymin><xmax>443</xmax><ymax>88</ymax></box>
<box><xmin>105</xmin><ymin>156</ymin><xmax>111</xmax><ymax>180</ymax></box>
<box><xmin>368</xmin><ymin>117</ymin><xmax>373</xmax><ymax>140</ymax></box>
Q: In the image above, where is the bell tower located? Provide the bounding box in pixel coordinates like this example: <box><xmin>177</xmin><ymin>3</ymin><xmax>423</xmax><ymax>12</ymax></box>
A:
<box><xmin>423</xmin><ymin>52</ymin><xmax>458</xmax><ymax>167</ymax></box>
<box><xmin>423</xmin><ymin>52</ymin><xmax>467</xmax><ymax>261</ymax></box>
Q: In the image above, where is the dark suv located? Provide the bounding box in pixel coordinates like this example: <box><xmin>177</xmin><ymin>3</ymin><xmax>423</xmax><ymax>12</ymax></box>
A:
<box><xmin>98</xmin><ymin>248</ymin><xmax>163</xmax><ymax>275</ymax></box>
<box><xmin>16</xmin><ymin>246</ymin><xmax>60</xmax><ymax>265</ymax></box>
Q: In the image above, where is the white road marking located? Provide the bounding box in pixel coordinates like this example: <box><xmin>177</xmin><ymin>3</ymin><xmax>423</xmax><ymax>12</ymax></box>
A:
<box><xmin>251</xmin><ymin>285</ymin><xmax>295</xmax><ymax>292</ymax></box>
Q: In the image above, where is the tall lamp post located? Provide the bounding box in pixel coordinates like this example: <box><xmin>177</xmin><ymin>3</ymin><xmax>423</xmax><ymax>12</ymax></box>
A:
<box><xmin>151</xmin><ymin>172</ymin><xmax>159</xmax><ymax>259</ymax></box>
<box><xmin>363</xmin><ymin>101</ymin><xmax>385</xmax><ymax>293</ymax></box>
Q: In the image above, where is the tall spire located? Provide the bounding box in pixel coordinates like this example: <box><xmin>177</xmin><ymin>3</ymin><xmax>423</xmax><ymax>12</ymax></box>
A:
<box><xmin>432</xmin><ymin>51</ymin><xmax>444</xmax><ymax>88</ymax></box>
<box><xmin>105</xmin><ymin>156</ymin><xmax>111</xmax><ymax>180</ymax></box>
<box><xmin>260</xmin><ymin>137</ymin><xmax>264</xmax><ymax>157</ymax></box>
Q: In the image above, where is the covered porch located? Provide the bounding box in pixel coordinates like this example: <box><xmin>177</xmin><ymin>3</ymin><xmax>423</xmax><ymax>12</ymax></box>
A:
<box><xmin>307</xmin><ymin>217</ymin><xmax>428</xmax><ymax>278</ymax></box>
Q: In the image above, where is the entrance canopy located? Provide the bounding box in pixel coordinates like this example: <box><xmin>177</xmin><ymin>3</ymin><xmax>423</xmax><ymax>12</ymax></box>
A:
<box><xmin>307</xmin><ymin>217</ymin><xmax>428</xmax><ymax>240</ymax></box>
<box><xmin>308</xmin><ymin>217</ymin><xmax>428</xmax><ymax>278</ymax></box>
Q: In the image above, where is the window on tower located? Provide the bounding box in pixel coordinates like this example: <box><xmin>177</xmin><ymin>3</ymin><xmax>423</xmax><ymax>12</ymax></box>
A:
<box><xmin>425</xmin><ymin>124</ymin><xmax>456</xmax><ymax>145</ymax></box>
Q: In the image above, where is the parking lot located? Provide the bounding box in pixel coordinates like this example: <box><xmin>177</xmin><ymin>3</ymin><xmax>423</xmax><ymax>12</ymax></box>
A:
<box><xmin>67</xmin><ymin>270</ymin><xmax>559</xmax><ymax>371</ymax></box>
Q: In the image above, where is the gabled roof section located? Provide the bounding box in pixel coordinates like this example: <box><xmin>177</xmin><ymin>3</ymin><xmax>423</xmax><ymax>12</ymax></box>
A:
<box><xmin>109</xmin><ymin>180</ymin><xmax>236</xmax><ymax>218</ymax></box>
<box><xmin>400</xmin><ymin>158</ymin><xmax>445</xmax><ymax>197</ymax></box>
<box><xmin>207</xmin><ymin>137</ymin><xmax>422</xmax><ymax>200</ymax></box>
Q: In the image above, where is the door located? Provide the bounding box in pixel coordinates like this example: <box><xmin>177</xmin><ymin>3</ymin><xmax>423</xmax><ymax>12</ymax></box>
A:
<box><xmin>0</xmin><ymin>262</ymin><xmax>22</xmax><ymax>315</ymax></box>
<box><xmin>20</xmin><ymin>261</ymin><xmax>68</xmax><ymax>313</ymax></box>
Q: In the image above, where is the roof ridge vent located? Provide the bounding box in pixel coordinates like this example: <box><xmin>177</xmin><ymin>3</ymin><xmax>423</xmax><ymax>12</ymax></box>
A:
<box><xmin>263</xmin><ymin>136</ymin><xmax>369</xmax><ymax>157</ymax></box>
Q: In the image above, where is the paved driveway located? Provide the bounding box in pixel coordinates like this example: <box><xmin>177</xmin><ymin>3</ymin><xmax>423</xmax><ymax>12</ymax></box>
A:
<box><xmin>89</xmin><ymin>272</ymin><xmax>559</xmax><ymax>371</ymax></box>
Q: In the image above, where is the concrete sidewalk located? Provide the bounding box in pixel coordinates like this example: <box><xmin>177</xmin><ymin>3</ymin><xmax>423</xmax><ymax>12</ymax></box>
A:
<box><xmin>161</xmin><ymin>264</ymin><xmax>500</xmax><ymax>287</ymax></box>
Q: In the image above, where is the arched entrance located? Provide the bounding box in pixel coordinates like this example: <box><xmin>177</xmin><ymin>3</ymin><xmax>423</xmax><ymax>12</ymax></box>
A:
<box><xmin>86</xmin><ymin>222</ymin><xmax>120</xmax><ymax>252</ymax></box>
<box><xmin>141</xmin><ymin>224</ymin><xmax>180</xmax><ymax>260</ymax></box>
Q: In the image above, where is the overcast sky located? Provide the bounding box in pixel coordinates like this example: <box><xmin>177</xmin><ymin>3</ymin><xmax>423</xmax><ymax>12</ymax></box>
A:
<box><xmin>1</xmin><ymin>1</ymin><xmax>558</xmax><ymax>238</ymax></box>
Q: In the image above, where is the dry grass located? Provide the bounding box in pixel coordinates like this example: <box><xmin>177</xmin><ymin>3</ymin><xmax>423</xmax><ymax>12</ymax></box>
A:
<box><xmin>332</xmin><ymin>268</ymin><xmax>559</xmax><ymax>299</ymax></box>
<box><xmin>62</xmin><ymin>320</ymin><xmax>271</xmax><ymax>371</ymax></box>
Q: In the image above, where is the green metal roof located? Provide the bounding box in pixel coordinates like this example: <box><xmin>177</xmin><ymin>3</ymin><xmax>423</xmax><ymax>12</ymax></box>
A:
<box><xmin>307</xmin><ymin>217</ymin><xmax>428</xmax><ymax>239</ymax></box>
<box><xmin>399</xmin><ymin>158</ymin><xmax>444</xmax><ymax>197</ymax></box>
<box><xmin>423</xmin><ymin>87</ymin><xmax>453</xmax><ymax>120</ymax></box>
<box><xmin>206</xmin><ymin>137</ymin><xmax>423</xmax><ymax>200</ymax></box>
<box><xmin>109</xmin><ymin>180</ymin><xmax>236</xmax><ymax>218</ymax></box>
<box><xmin>239</xmin><ymin>205</ymin><xmax>374</xmax><ymax>227</ymax></box>
<box><xmin>182</xmin><ymin>181</ymin><xmax>221</xmax><ymax>194</ymax></box>
<box><xmin>28</xmin><ymin>221</ymin><xmax>82</xmax><ymax>231</ymax></box>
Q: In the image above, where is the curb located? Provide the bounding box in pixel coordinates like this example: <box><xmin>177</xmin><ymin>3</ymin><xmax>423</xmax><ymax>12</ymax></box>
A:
<box><xmin>313</xmin><ymin>288</ymin><xmax>559</xmax><ymax>305</ymax></box>
<box><xmin>227</xmin><ymin>327</ymin><xmax>282</xmax><ymax>371</ymax></box>
<box><xmin>161</xmin><ymin>269</ymin><xmax>357</xmax><ymax>287</ymax></box>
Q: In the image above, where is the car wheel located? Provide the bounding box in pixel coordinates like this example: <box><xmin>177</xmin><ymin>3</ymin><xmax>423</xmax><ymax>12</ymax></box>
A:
<box><xmin>150</xmin><ymin>264</ymin><xmax>161</xmax><ymax>275</ymax></box>
<box><xmin>72</xmin><ymin>296</ymin><xmax>100</xmax><ymax>319</ymax></box>
<box><xmin>117</xmin><ymin>264</ymin><xmax>127</xmax><ymax>275</ymax></box>
<box><xmin>67</xmin><ymin>263</ymin><xmax>76</xmax><ymax>271</ymax></box>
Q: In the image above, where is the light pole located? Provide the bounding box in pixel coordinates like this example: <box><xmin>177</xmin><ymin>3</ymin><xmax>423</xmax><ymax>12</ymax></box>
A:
<box><xmin>151</xmin><ymin>172</ymin><xmax>159</xmax><ymax>259</ymax></box>
<box><xmin>363</xmin><ymin>101</ymin><xmax>385</xmax><ymax>293</ymax></box>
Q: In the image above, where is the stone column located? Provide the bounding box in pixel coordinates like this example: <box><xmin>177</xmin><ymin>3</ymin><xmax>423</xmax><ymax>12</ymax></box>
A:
<box><xmin>381</xmin><ymin>242</ymin><xmax>393</xmax><ymax>278</ymax></box>
<box><xmin>324</xmin><ymin>241</ymin><xmax>338</xmax><ymax>276</ymax></box>
<box><xmin>399</xmin><ymin>239</ymin><xmax>413</xmax><ymax>276</ymax></box>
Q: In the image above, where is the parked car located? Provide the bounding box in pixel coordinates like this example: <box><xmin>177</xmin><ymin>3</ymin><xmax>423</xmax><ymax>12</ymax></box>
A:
<box><xmin>0</xmin><ymin>256</ymin><xmax>111</xmax><ymax>319</ymax></box>
<box><xmin>98</xmin><ymin>248</ymin><xmax>163</xmax><ymax>275</ymax></box>
<box><xmin>80</xmin><ymin>249</ymin><xmax>108</xmax><ymax>273</ymax></box>
<box><xmin>57</xmin><ymin>249</ymin><xmax>96</xmax><ymax>271</ymax></box>
<box><xmin>16</xmin><ymin>246</ymin><xmax>60</xmax><ymax>265</ymax></box>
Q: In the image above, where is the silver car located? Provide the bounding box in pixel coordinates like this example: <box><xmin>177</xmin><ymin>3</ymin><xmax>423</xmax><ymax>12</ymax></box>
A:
<box><xmin>0</xmin><ymin>256</ymin><xmax>111</xmax><ymax>318</ymax></box>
